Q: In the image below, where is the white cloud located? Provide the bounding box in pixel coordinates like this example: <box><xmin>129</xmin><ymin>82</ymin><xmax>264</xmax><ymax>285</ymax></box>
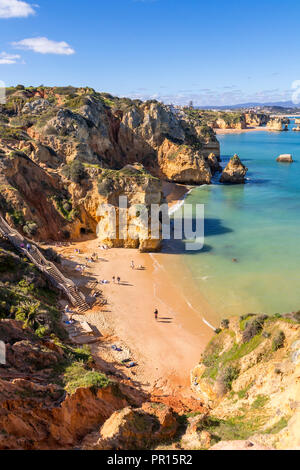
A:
<box><xmin>0</xmin><ymin>51</ymin><xmax>21</xmax><ymax>64</ymax></box>
<box><xmin>0</xmin><ymin>0</ymin><xmax>36</xmax><ymax>18</ymax></box>
<box><xmin>12</xmin><ymin>37</ymin><xmax>75</xmax><ymax>55</ymax></box>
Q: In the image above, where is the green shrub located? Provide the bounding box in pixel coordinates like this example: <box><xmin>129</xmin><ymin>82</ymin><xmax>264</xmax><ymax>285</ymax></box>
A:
<box><xmin>35</xmin><ymin>325</ymin><xmax>50</xmax><ymax>338</ymax></box>
<box><xmin>23</xmin><ymin>221</ymin><xmax>38</xmax><ymax>236</ymax></box>
<box><xmin>196</xmin><ymin>414</ymin><xmax>266</xmax><ymax>443</ymax></box>
<box><xmin>221</xmin><ymin>319</ymin><xmax>230</xmax><ymax>329</ymax></box>
<box><xmin>220</xmin><ymin>365</ymin><xmax>240</xmax><ymax>391</ymax></box>
<box><xmin>65</xmin><ymin>96</ymin><xmax>89</xmax><ymax>109</ymax></box>
<box><xmin>242</xmin><ymin>317</ymin><xmax>266</xmax><ymax>343</ymax></box>
<box><xmin>9</xmin><ymin>209</ymin><xmax>25</xmax><ymax>226</ymax></box>
<box><xmin>63</xmin><ymin>362</ymin><xmax>110</xmax><ymax>394</ymax></box>
<box><xmin>97</xmin><ymin>176</ymin><xmax>115</xmax><ymax>196</ymax></box>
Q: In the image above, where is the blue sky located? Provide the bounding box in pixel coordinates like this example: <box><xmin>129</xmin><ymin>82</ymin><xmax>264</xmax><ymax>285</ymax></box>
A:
<box><xmin>0</xmin><ymin>0</ymin><xmax>299</xmax><ymax>105</ymax></box>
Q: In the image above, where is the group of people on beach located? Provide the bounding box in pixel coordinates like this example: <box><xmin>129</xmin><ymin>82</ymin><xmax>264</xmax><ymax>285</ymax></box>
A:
<box><xmin>73</xmin><ymin>250</ymin><xmax>158</xmax><ymax>322</ymax></box>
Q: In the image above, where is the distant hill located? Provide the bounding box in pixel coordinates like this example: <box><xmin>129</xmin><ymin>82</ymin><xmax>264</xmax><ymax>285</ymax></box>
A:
<box><xmin>197</xmin><ymin>100</ymin><xmax>300</xmax><ymax>111</ymax></box>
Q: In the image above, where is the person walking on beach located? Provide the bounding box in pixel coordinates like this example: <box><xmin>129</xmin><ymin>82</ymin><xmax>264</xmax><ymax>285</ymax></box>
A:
<box><xmin>130</xmin><ymin>260</ymin><xmax>135</xmax><ymax>270</ymax></box>
<box><xmin>154</xmin><ymin>309</ymin><xmax>158</xmax><ymax>321</ymax></box>
<box><xmin>112</xmin><ymin>276</ymin><xmax>115</xmax><ymax>283</ymax></box>
<box><xmin>117</xmin><ymin>276</ymin><xmax>120</xmax><ymax>284</ymax></box>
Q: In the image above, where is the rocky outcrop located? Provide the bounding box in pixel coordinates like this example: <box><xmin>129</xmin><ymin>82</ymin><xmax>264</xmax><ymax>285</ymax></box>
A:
<box><xmin>206</xmin><ymin>153</ymin><xmax>222</xmax><ymax>175</ymax></box>
<box><xmin>219</xmin><ymin>154</ymin><xmax>248</xmax><ymax>184</ymax></box>
<box><xmin>157</xmin><ymin>140</ymin><xmax>211</xmax><ymax>184</ymax></box>
<box><xmin>191</xmin><ymin>314</ymin><xmax>300</xmax><ymax>449</ymax></box>
<box><xmin>267</xmin><ymin>118</ymin><xmax>288</xmax><ymax>131</ymax></box>
<box><xmin>276</xmin><ymin>154</ymin><xmax>293</xmax><ymax>163</ymax></box>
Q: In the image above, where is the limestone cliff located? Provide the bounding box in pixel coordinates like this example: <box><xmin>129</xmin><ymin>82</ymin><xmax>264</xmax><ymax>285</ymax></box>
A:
<box><xmin>244</xmin><ymin>113</ymin><xmax>269</xmax><ymax>127</ymax></box>
<box><xmin>215</xmin><ymin>116</ymin><xmax>246</xmax><ymax>130</ymax></box>
<box><xmin>0</xmin><ymin>86</ymin><xmax>220</xmax><ymax>246</ymax></box>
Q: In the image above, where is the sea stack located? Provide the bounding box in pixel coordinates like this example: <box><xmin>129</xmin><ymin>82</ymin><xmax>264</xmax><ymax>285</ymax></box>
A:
<box><xmin>276</xmin><ymin>154</ymin><xmax>293</xmax><ymax>163</ymax></box>
<box><xmin>266</xmin><ymin>118</ymin><xmax>286</xmax><ymax>131</ymax></box>
<box><xmin>220</xmin><ymin>154</ymin><xmax>248</xmax><ymax>184</ymax></box>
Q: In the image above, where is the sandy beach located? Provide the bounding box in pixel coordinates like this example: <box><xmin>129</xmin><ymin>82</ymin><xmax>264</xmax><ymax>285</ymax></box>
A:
<box><xmin>55</xmin><ymin>239</ymin><xmax>215</xmax><ymax>403</ymax></box>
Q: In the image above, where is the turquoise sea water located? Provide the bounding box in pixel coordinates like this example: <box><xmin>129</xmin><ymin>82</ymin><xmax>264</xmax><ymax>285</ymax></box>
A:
<box><xmin>179</xmin><ymin>121</ymin><xmax>300</xmax><ymax>318</ymax></box>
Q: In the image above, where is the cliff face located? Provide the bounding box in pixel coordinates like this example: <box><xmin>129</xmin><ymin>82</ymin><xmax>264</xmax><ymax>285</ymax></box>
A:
<box><xmin>266</xmin><ymin>118</ymin><xmax>288</xmax><ymax>131</ymax></box>
<box><xmin>0</xmin><ymin>87</ymin><xmax>220</xmax><ymax>245</ymax></box>
<box><xmin>214</xmin><ymin>116</ymin><xmax>246</xmax><ymax>130</ymax></box>
<box><xmin>190</xmin><ymin>314</ymin><xmax>300</xmax><ymax>450</ymax></box>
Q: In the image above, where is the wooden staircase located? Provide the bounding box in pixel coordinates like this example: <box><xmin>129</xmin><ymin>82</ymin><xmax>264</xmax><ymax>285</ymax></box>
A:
<box><xmin>0</xmin><ymin>215</ymin><xmax>90</xmax><ymax>312</ymax></box>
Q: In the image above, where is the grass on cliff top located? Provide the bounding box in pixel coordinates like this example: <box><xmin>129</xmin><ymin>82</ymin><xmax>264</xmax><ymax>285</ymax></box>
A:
<box><xmin>63</xmin><ymin>361</ymin><xmax>111</xmax><ymax>394</ymax></box>
<box><xmin>97</xmin><ymin>167</ymin><xmax>159</xmax><ymax>197</ymax></box>
<box><xmin>100</xmin><ymin>167</ymin><xmax>158</xmax><ymax>180</ymax></box>
<box><xmin>196</xmin><ymin>413</ymin><xmax>268</xmax><ymax>445</ymax></box>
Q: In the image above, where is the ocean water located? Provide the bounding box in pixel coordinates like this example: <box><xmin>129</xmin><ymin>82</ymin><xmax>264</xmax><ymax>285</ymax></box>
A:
<box><xmin>178</xmin><ymin>121</ymin><xmax>300</xmax><ymax>319</ymax></box>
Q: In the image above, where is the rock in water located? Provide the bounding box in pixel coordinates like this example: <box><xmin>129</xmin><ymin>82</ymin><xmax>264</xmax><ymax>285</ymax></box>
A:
<box><xmin>219</xmin><ymin>154</ymin><xmax>248</xmax><ymax>184</ymax></box>
<box><xmin>276</xmin><ymin>154</ymin><xmax>293</xmax><ymax>163</ymax></box>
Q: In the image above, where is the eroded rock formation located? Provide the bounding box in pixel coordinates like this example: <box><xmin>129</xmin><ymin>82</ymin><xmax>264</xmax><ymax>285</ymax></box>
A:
<box><xmin>267</xmin><ymin>118</ymin><xmax>289</xmax><ymax>131</ymax></box>
<box><xmin>219</xmin><ymin>154</ymin><xmax>248</xmax><ymax>184</ymax></box>
<box><xmin>0</xmin><ymin>86</ymin><xmax>220</xmax><ymax>247</ymax></box>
